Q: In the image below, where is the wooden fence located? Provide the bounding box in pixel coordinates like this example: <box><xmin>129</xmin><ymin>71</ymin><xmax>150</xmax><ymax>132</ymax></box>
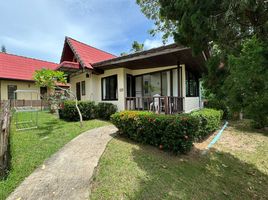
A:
<box><xmin>0</xmin><ymin>101</ymin><xmax>11</xmax><ymax>178</ymax></box>
<box><xmin>0</xmin><ymin>99</ymin><xmax>49</xmax><ymax>110</ymax></box>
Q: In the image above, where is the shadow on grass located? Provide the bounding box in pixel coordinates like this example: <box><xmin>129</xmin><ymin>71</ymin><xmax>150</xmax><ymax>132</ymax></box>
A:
<box><xmin>113</xmin><ymin>136</ymin><xmax>268</xmax><ymax>200</ymax></box>
<box><xmin>36</xmin><ymin>120</ymin><xmax>62</xmax><ymax>137</ymax></box>
<box><xmin>229</xmin><ymin>119</ymin><xmax>268</xmax><ymax>137</ymax></box>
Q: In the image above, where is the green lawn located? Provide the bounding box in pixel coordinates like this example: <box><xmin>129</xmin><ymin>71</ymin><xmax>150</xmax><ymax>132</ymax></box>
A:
<box><xmin>90</xmin><ymin>120</ymin><xmax>268</xmax><ymax>200</ymax></box>
<box><xmin>0</xmin><ymin>111</ymin><xmax>109</xmax><ymax>200</ymax></box>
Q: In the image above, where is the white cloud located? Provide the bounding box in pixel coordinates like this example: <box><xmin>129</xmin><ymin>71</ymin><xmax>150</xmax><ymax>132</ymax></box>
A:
<box><xmin>144</xmin><ymin>39</ymin><xmax>163</xmax><ymax>49</ymax></box>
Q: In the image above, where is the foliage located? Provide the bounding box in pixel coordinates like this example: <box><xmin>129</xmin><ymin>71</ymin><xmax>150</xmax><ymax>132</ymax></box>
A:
<box><xmin>96</xmin><ymin>102</ymin><xmax>117</xmax><ymax>120</ymax></box>
<box><xmin>111</xmin><ymin>111</ymin><xmax>199</xmax><ymax>154</ymax></box>
<box><xmin>59</xmin><ymin>101</ymin><xmax>117</xmax><ymax>121</ymax></box>
<box><xmin>191</xmin><ymin>108</ymin><xmax>223</xmax><ymax>141</ymax></box>
<box><xmin>111</xmin><ymin>109</ymin><xmax>222</xmax><ymax>153</ymax></box>
<box><xmin>120</xmin><ymin>52</ymin><xmax>128</xmax><ymax>56</ymax></box>
<box><xmin>1</xmin><ymin>45</ymin><xmax>6</xmax><ymax>53</ymax></box>
<box><xmin>204</xmin><ymin>99</ymin><xmax>230</xmax><ymax>120</ymax></box>
<box><xmin>137</xmin><ymin>0</ymin><xmax>268</xmax><ymax>54</ymax></box>
<box><xmin>33</xmin><ymin>69</ymin><xmax>69</xmax><ymax>113</ymax></box>
<box><xmin>131</xmin><ymin>41</ymin><xmax>144</xmax><ymax>52</ymax></box>
<box><xmin>226</xmin><ymin>37</ymin><xmax>268</xmax><ymax>128</ymax></box>
<box><xmin>59</xmin><ymin>101</ymin><xmax>96</xmax><ymax>121</ymax></box>
<box><xmin>34</xmin><ymin>69</ymin><xmax>67</xmax><ymax>89</ymax></box>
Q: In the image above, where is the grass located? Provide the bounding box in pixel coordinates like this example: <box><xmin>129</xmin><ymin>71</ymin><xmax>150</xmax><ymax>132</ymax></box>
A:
<box><xmin>0</xmin><ymin>111</ymin><xmax>109</xmax><ymax>200</ymax></box>
<box><xmin>90</xmin><ymin>120</ymin><xmax>268</xmax><ymax>200</ymax></box>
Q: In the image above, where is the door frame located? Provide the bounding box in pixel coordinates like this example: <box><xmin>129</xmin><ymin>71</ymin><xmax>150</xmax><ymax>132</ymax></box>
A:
<box><xmin>76</xmin><ymin>82</ymin><xmax>81</xmax><ymax>101</ymax></box>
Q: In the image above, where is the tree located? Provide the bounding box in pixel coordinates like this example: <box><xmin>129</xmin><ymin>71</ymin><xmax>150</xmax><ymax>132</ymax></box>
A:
<box><xmin>1</xmin><ymin>45</ymin><xmax>6</xmax><ymax>53</ymax></box>
<box><xmin>225</xmin><ymin>37</ymin><xmax>268</xmax><ymax>128</ymax></box>
<box><xmin>120</xmin><ymin>52</ymin><xmax>128</xmax><ymax>56</ymax></box>
<box><xmin>137</xmin><ymin>0</ymin><xmax>268</xmax><ymax>127</ymax></box>
<box><xmin>137</xmin><ymin>0</ymin><xmax>268</xmax><ymax>54</ymax></box>
<box><xmin>34</xmin><ymin>69</ymin><xmax>83</xmax><ymax>127</ymax></box>
<box><xmin>131</xmin><ymin>41</ymin><xmax>144</xmax><ymax>52</ymax></box>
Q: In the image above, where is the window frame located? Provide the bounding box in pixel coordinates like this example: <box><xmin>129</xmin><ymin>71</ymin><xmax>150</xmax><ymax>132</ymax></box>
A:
<box><xmin>7</xmin><ymin>85</ymin><xmax>17</xmax><ymax>100</ymax></box>
<box><xmin>186</xmin><ymin>70</ymin><xmax>199</xmax><ymax>97</ymax></box>
<box><xmin>101</xmin><ymin>75</ymin><xmax>118</xmax><ymax>101</ymax></box>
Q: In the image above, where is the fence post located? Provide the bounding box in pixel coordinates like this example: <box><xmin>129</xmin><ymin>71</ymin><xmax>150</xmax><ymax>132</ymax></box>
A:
<box><xmin>0</xmin><ymin>101</ymin><xmax>11</xmax><ymax>178</ymax></box>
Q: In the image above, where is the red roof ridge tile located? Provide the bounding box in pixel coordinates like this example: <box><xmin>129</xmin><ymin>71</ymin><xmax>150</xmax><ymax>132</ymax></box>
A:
<box><xmin>0</xmin><ymin>51</ymin><xmax>58</xmax><ymax>65</ymax></box>
<box><xmin>66</xmin><ymin>36</ymin><xmax>117</xmax><ymax>58</ymax></box>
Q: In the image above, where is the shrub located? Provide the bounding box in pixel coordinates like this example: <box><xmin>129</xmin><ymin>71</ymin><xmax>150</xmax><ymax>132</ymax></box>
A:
<box><xmin>111</xmin><ymin>109</ymin><xmax>223</xmax><ymax>153</ymax></box>
<box><xmin>205</xmin><ymin>99</ymin><xmax>230</xmax><ymax>119</ymax></box>
<box><xmin>111</xmin><ymin>111</ymin><xmax>199</xmax><ymax>154</ymax></box>
<box><xmin>59</xmin><ymin>101</ymin><xmax>117</xmax><ymax>121</ymax></box>
<box><xmin>59</xmin><ymin>100</ymin><xmax>96</xmax><ymax>121</ymax></box>
<box><xmin>96</xmin><ymin>102</ymin><xmax>117</xmax><ymax>120</ymax></box>
<box><xmin>190</xmin><ymin>108</ymin><xmax>223</xmax><ymax>141</ymax></box>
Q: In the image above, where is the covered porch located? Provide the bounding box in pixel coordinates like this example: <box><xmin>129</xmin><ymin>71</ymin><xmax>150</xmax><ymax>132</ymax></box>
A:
<box><xmin>93</xmin><ymin>43</ymin><xmax>207</xmax><ymax>114</ymax></box>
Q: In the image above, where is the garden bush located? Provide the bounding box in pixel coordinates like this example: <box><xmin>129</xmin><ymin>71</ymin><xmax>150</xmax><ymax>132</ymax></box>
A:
<box><xmin>59</xmin><ymin>100</ymin><xmax>96</xmax><ymax>121</ymax></box>
<box><xmin>59</xmin><ymin>101</ymin><xmax>117</xmax><ymax>121</ymax></box>
<box><xmin>96</xmin><ymin>102</ymin><xmax>117</xmax><ymax>120</ymax></box>
<box><xmin>111</xmin><ymin>108</ymin><xmax>222</xmax><ymax>154</ymax></box>
<box><xmin>111</xmin><ymin>111</ymin><xmax>199</xmax><ymax>154</ymax></box>
<box><xmin>204</xmin><ymin>99</ymin><xmax>229</xmax><ymax>119</ymax></box>
<box><xmin>190</xmin><ymin>108</ymin><xmax>223</xmax><ymax>141</ymax></box>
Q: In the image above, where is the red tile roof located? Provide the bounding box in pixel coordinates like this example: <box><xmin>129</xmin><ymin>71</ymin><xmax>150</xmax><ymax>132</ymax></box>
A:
<box><xmin>66</xmin><ymin>37</ymin><xmax>116</xmax><ymax>69</ymax></box>
<box><xmin>0</xmin><ymin>52</ymin><xmax>58</xmax><ymax>81</ymax></box>
<box><xmin>57</xmin><ymin>61</ymin><xmax>80</xmax><ymax>70</ymax></box>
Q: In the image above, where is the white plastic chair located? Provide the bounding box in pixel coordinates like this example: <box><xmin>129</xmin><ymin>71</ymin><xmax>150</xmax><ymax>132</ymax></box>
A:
<box><xmin>150</xmin><ymin>94</ymin><xmax>161</xmax><ymax>113</ymax></box>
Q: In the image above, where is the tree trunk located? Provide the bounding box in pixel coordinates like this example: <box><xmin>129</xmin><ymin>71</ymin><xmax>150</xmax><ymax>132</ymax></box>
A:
<box><xmin>75</xmin><ymin>98</ymin><xmax>83</xmax><ymax>127</ymax></box>
<box><xmin>239</xmin><ymin>110</ymin><xmax>243</xmax><ymax>120</ymax></box>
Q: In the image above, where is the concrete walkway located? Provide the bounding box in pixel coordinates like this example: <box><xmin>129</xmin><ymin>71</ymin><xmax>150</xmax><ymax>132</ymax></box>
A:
<box><xmin>7</xmin><ymin>125</ymin><xmax>118</xmax><ymax>200</ymax></box>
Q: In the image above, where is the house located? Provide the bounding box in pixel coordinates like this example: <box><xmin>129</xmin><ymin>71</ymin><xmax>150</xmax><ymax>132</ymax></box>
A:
<box><xmin>58</xmin><ymin>37</ymin><xmax>207</xmax><ymax>113</ymax></box>
<box><xmin>0</xmin><ymin>36</ymin><xmax>207</xmax><ymax>113</ymax></box>
<box><xmin>0</xmin><ymin>52</ymin><xmax>58</xmax><ymax>101</ymax></box>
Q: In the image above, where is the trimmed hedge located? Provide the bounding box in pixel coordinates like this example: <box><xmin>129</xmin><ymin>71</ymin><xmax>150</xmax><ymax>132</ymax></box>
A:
<box><xmin>190</xmin><ymin>108</ymin><xmax>223</xmax><ymax>141</ymax></box>
<box><xmin>59</xmin><ymin>101</ymin><xmax>117</xmax><ymax>121</ymax></box>
<box><xmin>205</xmin><ymin>99</ymin><xmax>229</xmax><ymax>119</ymax></box>
<box><xmin>59</xmin><ymin>101</ymin><xmax>96</xmax><ymax>121</ymax></box>
<box><xmin>111</xmin><ymin>111</ymin><xmax>199</xmax><ymax>154</ymax></box>
<box><xmin>96</xmin><ymin>102</ymin><xmax>117</xmax><ymax>120</ymax></box>
<box><xmin>111</xmin><ymin>108</ymin><xmax>223</xmax><ymax>154</ymax></box>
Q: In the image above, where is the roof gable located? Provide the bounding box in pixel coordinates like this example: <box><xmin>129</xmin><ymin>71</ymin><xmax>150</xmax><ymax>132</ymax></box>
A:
<box><xmin>0</xmin><ymin>52</ymin><xmax>58</xmax><ymax>81</ymax></box>
<box><xmin>60</xmin><ymin>37</ymin><xmax>116</xmax><ymax>69</ymax></box>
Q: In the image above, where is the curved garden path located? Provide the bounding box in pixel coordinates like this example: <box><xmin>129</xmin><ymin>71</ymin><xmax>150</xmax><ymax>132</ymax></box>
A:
<box><xmin>7</xmin><ymin>125</ymin><xmax>117</xmax><ymax>200</ymax></box>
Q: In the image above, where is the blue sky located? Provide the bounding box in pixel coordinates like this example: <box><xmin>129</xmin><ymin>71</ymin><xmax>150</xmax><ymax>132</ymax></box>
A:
<box><xmin>0</xmin><ymin>0</ymin><xmax>167</xmax><ymax>63</ymax></box>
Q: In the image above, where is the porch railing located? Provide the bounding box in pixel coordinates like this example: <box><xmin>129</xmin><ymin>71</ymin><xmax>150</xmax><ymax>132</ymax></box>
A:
<box><xmin>125</xmin><ymin>96</ymin><xmax>184</xmax><ymax>114</ymax></box>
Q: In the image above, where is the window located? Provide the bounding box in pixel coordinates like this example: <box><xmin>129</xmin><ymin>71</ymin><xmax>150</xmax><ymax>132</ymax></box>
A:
<box><xmin>102</xmin><ymin>75</ymin><xmax>118</xmax><ymax>100</ymax></box>
<box><xmin>81</xmin><ymin>81</ymin><xmax>86</xmax><ymax>95</ymax></box>
<box><xmin>186</xmin><ymin>71</ymin><xmax>199</xmax><ymax>97</ymax></box>
<box><xmin>8</xmin><ymin>85</ymin><xmax>17</xmax><ymax>99</ymax></box>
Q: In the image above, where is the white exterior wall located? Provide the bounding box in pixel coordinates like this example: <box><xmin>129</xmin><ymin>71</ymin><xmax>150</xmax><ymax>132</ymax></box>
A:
<box><xmin>69</xmin><ymin>73</ymin><xmax>92</xmax><ymax>101</ymax></box>
<box><xmin>184</xmin><ymin>97</ymin><xmax>200</xmax><ymax>113</ymax></box>
<box><xmin>0</xmin><ymin>80</ymin><xmax>40</xmax><ymax>100</ymax></box>
<box><xmin>93</xmin><ymin>68</ymin><xmax>126</xmax><ymax>111</ymax></box>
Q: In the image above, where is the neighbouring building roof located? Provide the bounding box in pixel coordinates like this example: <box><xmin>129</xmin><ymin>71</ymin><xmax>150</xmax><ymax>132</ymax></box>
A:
<box><xmin>60</xmin><ymin>37</ymin><xmax>116</xmax><ymax>70</ymax></box>
<box><xmin>0</xmin><ymin>52</ymin><xmax>58</xmax><ymax>81</ymax></box>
